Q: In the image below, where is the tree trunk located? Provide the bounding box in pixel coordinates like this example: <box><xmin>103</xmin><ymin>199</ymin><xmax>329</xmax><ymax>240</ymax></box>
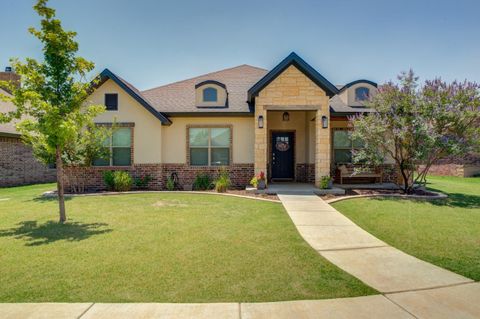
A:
<box><xmin>56</xmin><ymin>146</ymin><xmax>67</xmax><ymax>223</ymax></box>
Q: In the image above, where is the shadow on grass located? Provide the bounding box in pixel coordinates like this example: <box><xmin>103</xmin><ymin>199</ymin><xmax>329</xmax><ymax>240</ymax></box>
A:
<box><xmin>30</xmin><ymin>196</ymin><xmax>73</xmax><ymax>203</ymax></box>
<box><xmin>0</xmin><ymin>220</ymin><xmax>112</xmax><ymax>246</ymax></box>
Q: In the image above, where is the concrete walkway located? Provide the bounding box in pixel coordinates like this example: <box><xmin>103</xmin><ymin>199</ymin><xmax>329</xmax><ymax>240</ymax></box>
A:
<box><xmin>278</xmin><ymin>193</ymin><xmax>479</xmax><ymax>318</ymax></box>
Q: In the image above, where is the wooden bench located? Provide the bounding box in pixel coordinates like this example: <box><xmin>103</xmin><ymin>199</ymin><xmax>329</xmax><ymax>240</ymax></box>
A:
<box><xmin>338</xmin><ymin>165</ymin><xmax>383</xmax><ymax>184</ymax></box>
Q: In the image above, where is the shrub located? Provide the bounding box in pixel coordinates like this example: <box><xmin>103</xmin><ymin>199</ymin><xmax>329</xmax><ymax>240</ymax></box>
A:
<box><xmin>214</xmin><ymin>168</ymin><xmax>231</xmax><ymax>193</ymax></box>
<box><xmin>103</xmin><ymin>171</ymin><xmax>115</xmax><ymax>191</ymax></box>
<box><xmin>193</xmin><ymin>173</ymin><xmax>212</xmax><ymax>190</ymax></box>
<box><xmin>320</xmin><ymin>176</ymin><xmax>332</xmax><ymax>189</ymax></box>
<box><xmin>113</xmin><ymin>171</ymin><xmax>133</xmax><ymax>192</ymax></box>
<box><xmin>250</xmin><ymin>176</ymin><xmax>258</xmax><ymax>188</ymax></box>
<box><xmin>166</xmin><ymin>176</ymin><xmax>175</xmax><ymax>191</ymax></box>
<box><xmin>134</xmin><ymin>174</ymin><xmax>152</xmax><ymax>189</ymax></box>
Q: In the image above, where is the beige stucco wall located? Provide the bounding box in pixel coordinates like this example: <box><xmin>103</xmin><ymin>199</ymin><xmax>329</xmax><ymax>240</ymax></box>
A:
<box><xmin>89</xmin><ymin>79</ymin><xmax>163</xmax><ymax>164</ymax></box>
<box><xmin>254</xmin><ymin>65</ymin><xmax>330</xmax><ymax>186</ymax></box>
<box><xmin>161</xmin><ymin>117</ymin><xmax>254</xmax><ymax>164</ymax></box>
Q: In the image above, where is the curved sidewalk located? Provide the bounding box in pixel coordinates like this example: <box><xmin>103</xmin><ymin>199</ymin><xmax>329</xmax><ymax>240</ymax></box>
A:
<box><xmin>278</xmin><ymin>193</ymin><xmax>479</xmax><ymax>319</ymax></box>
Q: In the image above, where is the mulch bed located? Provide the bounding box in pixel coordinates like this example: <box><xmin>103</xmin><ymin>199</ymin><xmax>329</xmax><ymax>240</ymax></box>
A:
<box><xmin>320</xmin><ymin>188</ymin><xmax>438</xmax><ymax>200</ymax></box>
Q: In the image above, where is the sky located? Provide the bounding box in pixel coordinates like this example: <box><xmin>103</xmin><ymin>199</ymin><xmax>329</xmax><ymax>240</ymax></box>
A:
<box><xmin>1</xmin><ymin>0</ymin><xmax>479</xmax><ymax>90</ymax></box>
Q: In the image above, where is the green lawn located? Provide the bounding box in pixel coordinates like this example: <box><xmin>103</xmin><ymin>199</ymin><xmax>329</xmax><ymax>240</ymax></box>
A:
<box><xmin>333</xmin><ymin>175</ymin><xmax>480</xmax><ymax>281</ymax></box>
<box><xmin>0</xmin><ymin>184</ymin><xmax>375</xmax><ymax>302</ymax></box>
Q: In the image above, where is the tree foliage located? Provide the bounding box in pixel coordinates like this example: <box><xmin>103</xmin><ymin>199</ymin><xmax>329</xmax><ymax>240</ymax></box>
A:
<box><xmin>350</xmin><ymin>70</ymin><xmax>480</xmax><ymax>193</ymax></box>
<box><xmin>0</xmin><ymin>0</ymin><xmax>108</xmax><ymax>222</ymax></box>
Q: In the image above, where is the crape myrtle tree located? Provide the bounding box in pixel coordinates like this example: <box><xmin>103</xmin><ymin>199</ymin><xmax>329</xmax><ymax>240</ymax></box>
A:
<box><xmin>349</xmin><ymin>70</ymin><xmax>480</xmax><ymax>194</ymax></box>
<box><xmin>0</xmin><ymin>0</ymin><xmax>110</xmax><ymax>222</ymax></box>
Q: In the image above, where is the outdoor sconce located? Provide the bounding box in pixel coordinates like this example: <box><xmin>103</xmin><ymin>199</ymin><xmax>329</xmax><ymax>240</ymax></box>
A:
<box><xmin>282</xmin><ymin>112</ymin><xmax>290</xmax><ymax>122</ymax></box>
<box><xmin>258</xmin><ymin>115</ymin><xmax>264</xmax><ymax>128</ymax></box>
<box><xmin>322</xmin><ymin>115</ymin><xmax>328</xmax><ymax>129</ymax></box>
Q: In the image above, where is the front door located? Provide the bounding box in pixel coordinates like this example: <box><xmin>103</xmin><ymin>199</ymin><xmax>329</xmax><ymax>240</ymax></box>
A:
<box><xmin>271</xmin><ymin>132</ymin><xmax>294</xmax><ymax>180</ymax></box>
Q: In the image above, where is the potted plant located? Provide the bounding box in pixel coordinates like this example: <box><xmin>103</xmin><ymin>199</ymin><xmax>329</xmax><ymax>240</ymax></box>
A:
<box><xmin>320</xmin><ymin>175</ymin><xmax>333</xmax><ymax>189</ymax></box>
<box><xmin>250</xmin><ymin>171</ymin><xmax>266</xmax><ymax>190</ymax></box>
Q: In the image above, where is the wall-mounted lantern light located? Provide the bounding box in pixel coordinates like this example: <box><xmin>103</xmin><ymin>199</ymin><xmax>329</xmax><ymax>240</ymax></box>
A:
<box><xmin>258</xmin><ymin>115</ymin><xmax>264</xmax><ymax>128</ymax></box>
<box><xmin>322</xmin><ymin>115</ymin><xmax>328</xmax><ymax>129</ymax></box>
<box><xmin>282</xmin><ymin>112</ymin><xmax>290</xmax><ymax>122</ymax></box>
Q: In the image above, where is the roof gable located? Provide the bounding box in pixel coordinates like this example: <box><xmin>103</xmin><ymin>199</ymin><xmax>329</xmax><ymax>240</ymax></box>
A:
<box><xmin>94</xmin><ymin>69</ymin><xmax>171</xmax><ymax>125</ymax></box>
<box><xmin>248</xmin><ymin>52</ymin><xmax>339</xmax><ymax>102</ymax></box>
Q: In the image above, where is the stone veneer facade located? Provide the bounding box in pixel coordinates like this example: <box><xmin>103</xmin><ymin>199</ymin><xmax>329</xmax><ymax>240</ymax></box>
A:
<box><xmin>0</xmin><ymin>136</ymin><xmax>56</xmax><ymax>187</ymax></box>
<box><xmin>254</xmin><ymin>65</ymin><xmax>330</xmax><ymax>187</ymax></box>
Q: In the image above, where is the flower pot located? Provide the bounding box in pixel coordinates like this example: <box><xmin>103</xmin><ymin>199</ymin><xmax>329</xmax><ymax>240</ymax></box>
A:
<box><xmin>257</xmin><ymin>180</ymin><xmax>266</xmax><ymax>190</ymax></box>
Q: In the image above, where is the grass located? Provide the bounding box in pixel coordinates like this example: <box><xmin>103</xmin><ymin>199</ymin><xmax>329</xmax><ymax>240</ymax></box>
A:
<box><xmin>333</xmin><ymin>175</ymin><xmax>480</xmax><ymax>281</ymax></box>
<box><xmin>0</xmin><ymin>183</ymin><xmax>375</xmax><ymax>302</ymax></box>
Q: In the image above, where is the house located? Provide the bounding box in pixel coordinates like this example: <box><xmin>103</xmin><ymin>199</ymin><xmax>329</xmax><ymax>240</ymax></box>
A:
<box><xmin>63</xmin><ymin>52</ymin><xmax>404</xmax><ymax>191</ymax></box>
<box><xmin>0</xmin><ymin>69</ymin><xmax>56</xmax><ymax>186</ymax></box>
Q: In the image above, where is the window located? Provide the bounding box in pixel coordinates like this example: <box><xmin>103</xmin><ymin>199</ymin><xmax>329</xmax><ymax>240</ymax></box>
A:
<box><xmin>93</xmin><ymin>127</ymin><xmax>132</xmax><ymax>166</ymax></box>
<box><xmin>203</xmin><ymin>88</ymin><xmax>217</xmax><ymax>102</ymax></box>
<box><xmin>333</xmin><ymin>130</ymin><xmax>364</xmax><ymax>164</ymax></box>
<box><xmin>355</xmin><ymin>87</ymin><xmax>369</xmax><ymax>101</ymax></box>
<box><xmin>105</xmin><ymin>93</ymin><xmax>118</xmax><ymax>110</ymax></box>
<box><xmin>189</xmin><ymin>127</ymin><xmax>230</xmax><ymax>166</ymax></box>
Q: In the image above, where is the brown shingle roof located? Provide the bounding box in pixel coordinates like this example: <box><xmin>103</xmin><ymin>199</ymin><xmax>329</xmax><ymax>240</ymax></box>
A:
<box><xmin>142</xmin><ymin>65</ymin><xmax>268</xmax><ymax>114</ymax></box>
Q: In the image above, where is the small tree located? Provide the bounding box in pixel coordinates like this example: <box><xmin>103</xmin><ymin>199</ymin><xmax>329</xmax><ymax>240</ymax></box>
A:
<box><xmin>0</xmin><ymin>0</ymin><xmax>107</xmax><ymax>222</ymax></box>
<box><xmin>350</xmin><ymin>70</ymin><xmax>480</xmax><ymax>193</ymax></box>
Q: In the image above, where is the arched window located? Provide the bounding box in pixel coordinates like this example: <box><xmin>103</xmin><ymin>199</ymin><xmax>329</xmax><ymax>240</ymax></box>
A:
<box><xmin>355</xmin><ymin>87</ymin><xmax>370</xmax><ymax>101</ymax></box>
<box><xmin>203</xmin><ymin>87</ymin><xmax>218</xmax><ymax>102</ymax></box>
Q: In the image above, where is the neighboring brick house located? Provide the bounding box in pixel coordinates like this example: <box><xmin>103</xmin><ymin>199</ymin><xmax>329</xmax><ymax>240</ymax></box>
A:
<box><xmin>0</xmin><ymin>74</ymin><xmax>56</xmax><ymax>187</ymax></box>
<box><xmin>427</xmin><ymin>154</ymin><xmax>480</xmax><ymax>177</ymax></box>
<box><xmin>64</xmin><ymin>52</ymin><xmax>402</xmax><ymax>192</ymax></box>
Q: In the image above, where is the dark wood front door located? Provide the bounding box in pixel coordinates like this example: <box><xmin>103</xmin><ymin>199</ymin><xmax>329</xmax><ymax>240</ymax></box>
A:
<box><xmin>271</xmin><ymin>132</ymin><xmax>294</xmax><ymax>180</ymax></box>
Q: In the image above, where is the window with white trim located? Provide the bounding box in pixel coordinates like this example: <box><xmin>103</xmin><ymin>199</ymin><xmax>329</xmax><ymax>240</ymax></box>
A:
<box><xmin>189</xmin><ymin>127</ymin><xmax>230</xmax><ymax>166</ymax></box>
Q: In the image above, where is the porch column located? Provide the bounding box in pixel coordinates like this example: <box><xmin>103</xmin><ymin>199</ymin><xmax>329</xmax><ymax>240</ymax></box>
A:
<box><xmin>254</xmin><ymin>106</ymin><xmax>268</xmax><ymax>180</ymax></box>
<box><xmin>315</xmin><ymin>100</ymin><xmax>331</xmax><ymax>187</ymax></box>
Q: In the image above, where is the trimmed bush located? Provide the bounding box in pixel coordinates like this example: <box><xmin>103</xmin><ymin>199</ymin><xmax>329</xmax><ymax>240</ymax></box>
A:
<box><xmin>103</xmin><ymin>171</ymin><xmax>133</xmax><ymax>192</ymax></box>
<box><xmin>193</xmin><ymin>173</ymin><xmax>212</xmax><ymax>190</ymax></box>
<box><xmin>134</xmin><ymin>175</ymin><xmax>152</xmax><ymax>189</ymax></box>
<box><xmin>103</xmin><ymin>171</ymin><xmax>115</xmax><ymax>191</ymax></box>
<box><xmin>113</xmin><ymin>171</ymin><xmax>133</xmax><ymax>192</ymax></box>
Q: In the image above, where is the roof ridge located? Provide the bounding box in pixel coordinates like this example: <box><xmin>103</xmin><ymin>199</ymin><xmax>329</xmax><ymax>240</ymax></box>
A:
<box><xmin>142</xmin><ymin>64</ymin><xmax>267</xmax><ymax>93</ymax></box>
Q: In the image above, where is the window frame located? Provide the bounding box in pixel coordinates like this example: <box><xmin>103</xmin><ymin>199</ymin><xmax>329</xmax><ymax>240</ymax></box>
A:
<box><xmin>93</xmin><ymin>124</ymin><xmax>134</xmax><ymax>167</ymax></box>
<box><xmin>105</xmin><ymin>93</ymin><xmax>119</xmax><ymax>111</ymax></box>
<box><xmin>332</xmin><ymin>128</ymin><xmax>363</xmax><ymax>165</ymax></box>
<box><xmin>354</xmin><ymin>87</ymin><xmax>370</xmax><ymax>102</ymax></box>
<box><xmin>188</xmin><ymin>126</ymin><xmax>232</xmax><ymax>167</ymax></box>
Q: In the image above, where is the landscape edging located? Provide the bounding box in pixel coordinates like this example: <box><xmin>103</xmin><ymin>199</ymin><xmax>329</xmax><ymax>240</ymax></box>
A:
<box><xmin>42</xmin><ymin>190</ymin><xmax>281</xmax><ymax>203</ymax></box>
<box><xmin>325</xmin><ymin>191</ymin><xmax>448</xmax><ymax>204</ymax></box>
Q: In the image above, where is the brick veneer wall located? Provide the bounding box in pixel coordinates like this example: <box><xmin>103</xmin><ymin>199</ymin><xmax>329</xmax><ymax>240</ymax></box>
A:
<box><xmin>295</xmin><ymin>163</ymin><xmax>315</xmax><ymax>183</ymax></box>
<box><xmin>63</xmin><ymin>164</ymin><xmax>163</xmax><ymax>192</ymax></box>
<box><xmin>0</xmin><ymin>136</ymin><xmax>56</xmax><ymax>187</ymax></box>
<box><xmin>420</xmin><ymin>154</ymin><xmax>480</xmax><ymax>177</ymax></box>
<box><xmin>63</xmin><ymin>163</ymin><xmax>254</xmax><ymax>192</ymax></box>
<box><xmin>162</xmin><ymin>164</ymin><xmax>254</xmax><ymax>190</ymax></box>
